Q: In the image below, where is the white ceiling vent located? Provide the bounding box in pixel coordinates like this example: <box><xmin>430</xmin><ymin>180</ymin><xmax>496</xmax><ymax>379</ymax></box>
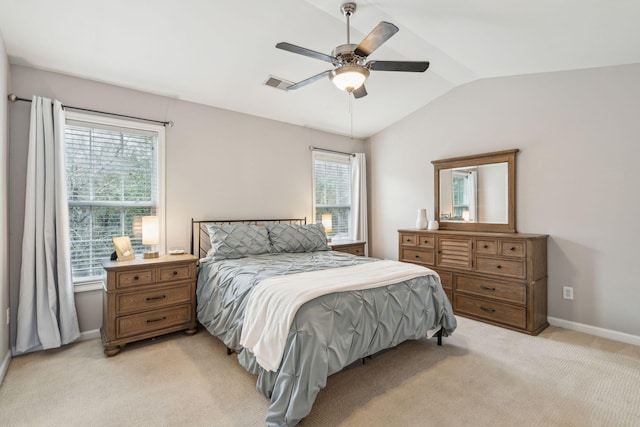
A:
<box><xmin>264</xmin><ymin>76</ymin><xmax>294</xmax><ymax>91</ymax></box>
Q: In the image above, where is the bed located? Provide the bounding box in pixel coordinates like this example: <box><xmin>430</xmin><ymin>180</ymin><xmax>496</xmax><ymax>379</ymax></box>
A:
<box><xmin>191</xmin><ymin>218</ymin><xmax>457</xmax><ymax>427</ymax></box>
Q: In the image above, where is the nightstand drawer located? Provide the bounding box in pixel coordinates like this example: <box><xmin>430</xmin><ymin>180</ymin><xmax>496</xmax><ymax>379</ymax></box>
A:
<box><xmin>117</xmin><ymin>269</ymin><xmax>155</xmax><ymax>288</ymax></box>
<box><xmin>116</xmin><ymin>283</ymin><xmax>193</xmax><ymax>315</ymax></box>
<box><xmin>342</xmin><ymin>246</ymin><xmax>364</xmax><ymax>256</ymax></box>
<box><xmin>454</xmin><ymin>294</ymin><xmax>526</xmax><ymax>329</ymax></box>
<box><xmin>117</xmin><ymin>305</ymin><xmax>193</xmax><ymax>339</ymax></box>
<box><xmin>158</xmin><ymin>265</ymin><xmax>192</xmax><ymax>282</ymax></box>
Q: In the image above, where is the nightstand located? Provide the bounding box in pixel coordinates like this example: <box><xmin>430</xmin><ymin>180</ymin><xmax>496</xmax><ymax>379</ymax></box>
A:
<box><xmin>329</xmin><ymin>240</ymin><xmax>366</xmax><ymax>256</ymax></box>
<box><xmin>101</xmin><ymin>254</ymin><xmax>198</xmax><ymax>356</ymax></box>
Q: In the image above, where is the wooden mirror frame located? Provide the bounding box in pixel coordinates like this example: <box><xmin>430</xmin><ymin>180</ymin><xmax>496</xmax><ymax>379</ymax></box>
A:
<box><xmin>432</xmin><ymin>149</ymin><xmax>518</xmax><ymax>233</ymax></box>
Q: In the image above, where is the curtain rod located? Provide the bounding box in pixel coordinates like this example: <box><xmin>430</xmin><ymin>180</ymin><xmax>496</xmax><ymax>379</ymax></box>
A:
<box><xmin>309</xmin><ymin>145</ymin><xmax>355</xmax><ymax>157</ymax></box>
<box><xmin>7</xmin><ymin>94</ymin><xmax>174</xmax><ymax>127</ymax></box>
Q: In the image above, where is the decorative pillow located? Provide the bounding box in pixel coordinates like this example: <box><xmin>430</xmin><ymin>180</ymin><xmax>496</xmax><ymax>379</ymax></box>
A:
<box><xmin>207</xmin><ymin>224</ymin><xmax>271</xmax><ymax>260</ymax></box>
<box><xmin>267</xmin><ymin>223</ymin><xmax>330</xmax><ymax>253</ymax></box>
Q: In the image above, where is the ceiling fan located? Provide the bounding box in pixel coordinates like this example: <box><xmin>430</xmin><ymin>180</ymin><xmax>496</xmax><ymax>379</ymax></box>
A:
<box><xmin>275</xmin><ymin>2</ymin><xmax>429</xmax><ymax>99</ymax></box>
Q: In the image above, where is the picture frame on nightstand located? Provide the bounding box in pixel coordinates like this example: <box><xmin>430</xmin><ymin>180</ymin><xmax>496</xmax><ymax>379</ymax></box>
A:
<box><xmin>112</xmin><ymin>236</ymin><xmax>135</xmax><ymax>261</ymax></box>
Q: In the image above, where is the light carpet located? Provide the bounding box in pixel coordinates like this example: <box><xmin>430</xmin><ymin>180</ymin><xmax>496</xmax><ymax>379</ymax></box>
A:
<box><xmin>1</xmin><ymin>316</ymin><xmax>639</xmax><ymax>426</ymax></box>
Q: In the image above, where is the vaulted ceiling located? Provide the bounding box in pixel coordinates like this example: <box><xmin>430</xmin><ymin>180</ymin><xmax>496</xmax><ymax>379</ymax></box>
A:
<box><xmin>1</xmin><ymin>0</ymin><xmax>639</xmax><ymax>138</ymax></box>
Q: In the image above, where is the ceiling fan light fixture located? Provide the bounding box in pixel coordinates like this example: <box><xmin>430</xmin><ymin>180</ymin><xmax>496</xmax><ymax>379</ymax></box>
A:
<box><xmin>330</xmin><ymin>66</ymin><xmax>369</xmax><ymax>92</ymax></box>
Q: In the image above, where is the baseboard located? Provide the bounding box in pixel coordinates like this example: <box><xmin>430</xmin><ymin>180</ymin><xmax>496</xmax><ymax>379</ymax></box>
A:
<box><xmin>548</xmin><ymin>317</ymin><xmax>640</xmax><ymax>347</ymax></box>
<box><xmin>78</xmin><ymin>329</ymin><xmax>100</xmax><ymax>342</ymax></box>
<box><xmin>0</xmin><ymin>349</ymin><xmax>10</xmax><ymax>386</ymax></box>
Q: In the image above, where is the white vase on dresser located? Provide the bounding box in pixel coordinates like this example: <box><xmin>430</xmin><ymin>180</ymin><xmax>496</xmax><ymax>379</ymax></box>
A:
<box><xmin>415</xmin><ymin>209</ymin><xmax>428</xmax><ymax>229</ymax></box>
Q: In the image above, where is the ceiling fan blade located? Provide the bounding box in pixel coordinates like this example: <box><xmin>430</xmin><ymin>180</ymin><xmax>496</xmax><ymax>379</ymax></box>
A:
<box><xmin>287</xmin><ymin>70</ymin><xmax>332</xmax><ymax>90</ymax></box>
<box><xmin>276</xmin><ymin>42</ymin><xmax>336</xmax><ymax>63</ymax></box>
<box><xmin>353</xmin><ymin>85</ymin><xmax>368</xmax><ymax>99</ymax></box>
<box><xmin>368</xmin><ymin>60</ymin><xmax>430</xmax><ymax>72</ymax></box>
<box><xmin>354</xmin><ymin>22</ymin><xmax>399</xmax><ymax>57</ymax></box>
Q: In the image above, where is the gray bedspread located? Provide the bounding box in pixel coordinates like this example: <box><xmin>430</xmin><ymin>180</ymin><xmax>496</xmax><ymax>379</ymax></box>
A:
<box><xmin>197</xmin><ymin>251</ymin><xmax>456</xmax><ymax>426</ymax></box>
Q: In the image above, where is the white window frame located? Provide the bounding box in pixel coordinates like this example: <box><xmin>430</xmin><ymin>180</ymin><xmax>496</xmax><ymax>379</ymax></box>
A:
<box><xmin>311</xmin><ymin>150</ymin><xmax>352</xmax><ymax>239</ymax></box>
<box><xmin>65</xmin><ymin>111</ymin><xmax>166</xmax><ymax>288</ymax></box>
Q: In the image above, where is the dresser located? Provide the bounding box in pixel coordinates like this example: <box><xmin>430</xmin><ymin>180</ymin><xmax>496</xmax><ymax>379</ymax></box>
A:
<box><xmin>101</xmin><ymin>254</ymin><xmax>198</xmax><ymax>356</ymax></box>
<box><xmin>398</xmin><ymin>229</ymin><xmax>548</xmax><ymax>335</ymax></box>
<box><xmin>329</xmin><ymin>240</ymin><xmax>366</xmax><ymax>256</ymax></box>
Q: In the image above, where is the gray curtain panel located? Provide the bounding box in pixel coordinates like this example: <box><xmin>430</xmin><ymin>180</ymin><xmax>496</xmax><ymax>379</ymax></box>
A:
<box><xmin>15</xmin><ymin>96</ymin><xmax>80</xmax><ymax>355</ymax></box>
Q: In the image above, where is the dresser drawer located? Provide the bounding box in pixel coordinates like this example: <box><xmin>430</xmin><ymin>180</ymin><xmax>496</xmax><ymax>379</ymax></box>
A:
<box><xmin>475</xmin><ymin>239</ymin><xmax>498</xmax><ymax>255</ymax></box>
<box><xmin>500</xmin><ymin>241</ymin><xmax>526</xmax><ymax>258</ymax></box>
<box><xmin>417</xmin><ymin>235</ymin><xmax>435</xmax><ymax>249</ymax></box>
<box><xmin>158</xmin><ymin>265</ymin><xmax>192</xmax><ymax>282</ymax></box>
<box><xmin>432</xmin><ymin>268</ymin><xmax>452</xmax><ymax>288</ymax></box>
<box><xmin>455</xmin><ymin>274</ymin><xmax>525</xmax><ymax>305</ymax></box>
<box><xmin>454</xmin><ymin>294</ymin><xmax>526</xmax><ymax>329</ymax></box>
<box><xmin>475</xmin><ymin>256</ymin><xmax>525</xmax><ymax>279</ymax></box>
<box><xmin>401</xmin><ymin>248</ymin><xmax>434</xmax><ymax>265</ymax></box>
<box><xmin>117</xmin><ymin>305</ymin><xmax>193</xmax><ymax>339</ymax></box>
<box><xmin>116</xmin><ymin>283</ymin><xmax>193</xmax><ymax>315</ymax></box>
<box><xmin>400</xmin><ymin>234</ymin><xmax>417</xmax><ymax>246</ymax></box>
<box><xmin>116</xmin><ymin>269</ymin><xmax>155</xmax><ymax>288</ymax></box>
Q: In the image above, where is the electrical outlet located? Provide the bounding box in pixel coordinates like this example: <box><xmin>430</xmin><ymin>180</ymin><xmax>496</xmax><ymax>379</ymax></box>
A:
<box><xmin>563</xmin><ymin>286</ymin><xmax>574</xmax><ymax>300</ymax></box>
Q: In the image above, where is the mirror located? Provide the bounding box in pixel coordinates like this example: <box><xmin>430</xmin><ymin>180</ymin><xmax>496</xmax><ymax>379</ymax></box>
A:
<box><xmin>432</xmin><ymin>149</ymin><xmax>518</xmax><ymax>233</ymax></box>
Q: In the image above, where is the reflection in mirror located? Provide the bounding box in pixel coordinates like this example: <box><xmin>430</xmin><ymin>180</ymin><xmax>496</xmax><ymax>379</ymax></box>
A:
<box><xmin>439</xmin><ymin>163</ymin><xmax>508</xmax><ymax>224</ymax></box>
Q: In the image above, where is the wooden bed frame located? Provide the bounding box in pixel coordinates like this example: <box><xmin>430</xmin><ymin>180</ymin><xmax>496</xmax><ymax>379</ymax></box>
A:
<box><xmin>190</xmin><ymin>217</ymin><xmax>307</xmax><ymax>259</ymax></box>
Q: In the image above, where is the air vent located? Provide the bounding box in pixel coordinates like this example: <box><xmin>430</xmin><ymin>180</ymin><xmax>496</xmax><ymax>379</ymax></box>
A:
<box><xmin>264</xmin><ymin>76</ymin><xmax>294</xmax><ymax>91</ymax></box>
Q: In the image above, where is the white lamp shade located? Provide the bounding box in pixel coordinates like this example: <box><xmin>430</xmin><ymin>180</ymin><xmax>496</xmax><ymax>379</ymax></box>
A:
<box><xmin>321</xmin><ymin>214</ymin><xmax>333</xmax><ymax>234</ymax></box>
<box><xmin>142</xmin><ymin>216</ymin><xmax>159</xmax><ymax>245</ymax></box>
<box><xmin>331</xmin><ymin>66</ymin><xmax>369</xmax><ymax>92</ymax></box>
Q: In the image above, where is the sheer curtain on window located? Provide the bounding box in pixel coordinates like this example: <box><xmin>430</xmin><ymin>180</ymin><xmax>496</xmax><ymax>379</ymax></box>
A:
<box><xmin>350</xmin><ymin>153</ymin><xmax>368</xmax><ymax>255</ymax></box>
<box><xmin>15</xmin><ymin>96</ymin><xmax>80</xmax><ymax>355</ymax></box>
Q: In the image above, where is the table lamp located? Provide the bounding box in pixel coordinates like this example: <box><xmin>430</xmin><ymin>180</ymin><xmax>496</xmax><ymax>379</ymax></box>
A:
<box><xmin>321</xmin><ymin>214</ymin><xmax>333</xmax><ymax>243</ymax></box>
<box><xmin>142</xmin><ymin>216</ymin><xmax>159</xmax><ymax>258</ymax></box>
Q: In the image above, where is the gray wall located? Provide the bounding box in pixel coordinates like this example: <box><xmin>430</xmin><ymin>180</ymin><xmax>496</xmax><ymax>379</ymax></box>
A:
<box><xmin>8</xmin><ymin>65</ymin><xmax>366</xmax><ymax>342</ymax></box>
<box><xmin>369</xmin><ymin>63</ymin><xmax>640</xmax><ymax>337</ymax></box>
<box><xmin>0</xmin><ymin>33</ymin><xmax>9</xmax><ymax>375</ymax></box>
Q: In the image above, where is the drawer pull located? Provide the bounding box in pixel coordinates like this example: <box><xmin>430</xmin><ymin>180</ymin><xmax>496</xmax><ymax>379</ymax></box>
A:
<box><xmin>134</xmin><ymin>276</ymin><xmax>139</xmax><ymax>280</ymax></box>
<box><xmin>510</xmin><ymin>247</ymin><xmax>516</xmax><ymax>251</ymax></box>
<box><xmin>496</xmin><ymin>265</ymin><xmax>502</xmax><ymax>269</ymax></box>
<box><xmin>147</xmin><ymin>317</ymin><xmax>167</xmax><ymax>324</ymax></box>
<box><xmin>173</xmin><ymin>271</ymin><xmax>178</xmax><ymax>275</ymax></box>
<box><xmin>146</xmin><ymin>295</ymin><xmax>166</xmax><ymax>302</ymax></box>
<box><xmin>415</xmin><ymin>255</ymin><xmax>420</xmax><ymax>258</ymax></box>
<box><xmin>483</xmin><ymin>245</ymin><xmax>489</xmax><ymax>249</ymax></box>
<box><xmin>480</xmin><ymin>306</ymin><xmax>496</xmax><ymax>313</ymax></box>
<box><xmin>480</xmin><ymin>285</ymin><xmax>496</xmax><ymax>291</ymax></box>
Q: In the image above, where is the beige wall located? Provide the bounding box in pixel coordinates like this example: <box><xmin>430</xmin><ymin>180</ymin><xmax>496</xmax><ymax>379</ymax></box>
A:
<box><xmin>369</xmin><ymin>63</ymin><xmax>640</xmax><ymax>338</ymax></box>
<box><xmin>8</xmin><ymin>65</ymin><xmax>365</xmax><ymax>341</ymax></box>
<box><xmin>0</xmin><ymin>33</ymin><xmax>9</xmax><ymax>376</ymax></box>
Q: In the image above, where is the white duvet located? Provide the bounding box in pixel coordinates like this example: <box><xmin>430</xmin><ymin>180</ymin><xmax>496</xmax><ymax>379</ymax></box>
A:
<box><xmin>239</xmin><ymin>259</ymin><xmax>437</xmax><ymax>372</ymax></box>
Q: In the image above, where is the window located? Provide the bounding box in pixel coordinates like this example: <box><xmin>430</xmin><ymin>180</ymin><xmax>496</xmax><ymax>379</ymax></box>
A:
<box><xmin>452</xmin><ymin>172</ymin><xmax>469</xmax><ymax>219</ymax></box>
<box><xmin>65</xmin><ymin>112</ymin><xmax>164</xmax><ymax>283</ymax></box>
<box><xmin>312</xmin><ymin>151</ymin><xmax>351</xmax><ymax>239</ymax></box>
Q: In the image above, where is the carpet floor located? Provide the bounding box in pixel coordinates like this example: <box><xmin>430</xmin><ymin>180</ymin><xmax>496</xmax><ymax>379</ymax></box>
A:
<box><xmin>1</xmin><ymin>316</ymin><xmax>639</xmax><ymax>426</ymax></box>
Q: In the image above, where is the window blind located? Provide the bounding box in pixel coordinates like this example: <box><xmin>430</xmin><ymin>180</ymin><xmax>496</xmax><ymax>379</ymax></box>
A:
<box><xmin>65</xmin><ymin>121</ymin><xmax>159</xmax><ymax>281</ymax></box>
<box><xmin>313</xmin><ymin>152</ymin><xmax>352</xmax><ymax>238</ymax></box>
